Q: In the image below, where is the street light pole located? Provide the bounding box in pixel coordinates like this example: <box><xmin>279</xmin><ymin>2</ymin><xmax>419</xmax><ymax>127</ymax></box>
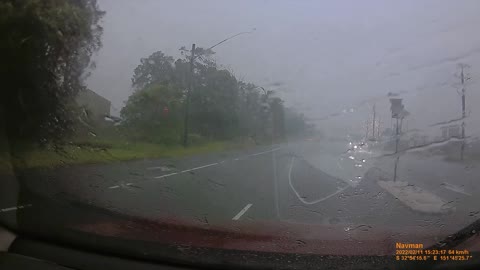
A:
<box><xmin>458</xmin><ymin>63</ymin><xmax>469</xmax><ymax>160</ymax></box>
<box><xmin>182</xmin><ymin>29</ymin><xmax>255</xmax><ymax>147</ymax></box>
<box><xmin>182</xmin><ymin>43</ymin><xmax>196</xmax><ymax>147</ymax></box>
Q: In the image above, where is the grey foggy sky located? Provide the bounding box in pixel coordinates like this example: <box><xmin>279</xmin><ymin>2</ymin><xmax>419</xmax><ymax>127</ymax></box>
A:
<box><xmin>87</xmin><ymin>0</ymin><xmax>480</xmax><ymax>137</ymax></box>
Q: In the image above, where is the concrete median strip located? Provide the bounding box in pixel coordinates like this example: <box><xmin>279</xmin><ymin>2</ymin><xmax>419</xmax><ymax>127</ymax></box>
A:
<box><xmin>377</xmin><ymin>180</ymin><xmax>455</xmax><ymax>214</ymax></box>
<box><xmin>365</xmin><ymin>167</ymin><xmax>456</xmax><ymax>214</ymax></box>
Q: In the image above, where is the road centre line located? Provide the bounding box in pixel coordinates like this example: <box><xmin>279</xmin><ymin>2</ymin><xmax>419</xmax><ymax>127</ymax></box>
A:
<box><xmin>288</xmin><ymin>157</ymin><xmax>351</xmax><ymax>205</ymax></box>
<box><xmin>152</xmin><ymin>147</ymin><xmax>281</xmax><ymax>180</ymax></box>
<box><xmin>272</xmin><ymin>149</ymin><xmax>280</xmax><ymax>219</ymax></box>
<box><xmin>232</xmin><ymin>203</ymin><xmax>253</xmax><ymax>220</ymax></box>
<box><xmin>108</xmin><ymin>183</ymin><xmax>138</xmax><ymax>189</ymax></box>
<box><xmin>154</xmin><ymin>172</ymin><xmax>179</xmax><ymax>179</ymax></box>
<box><xmin>108</xmin><ymin>147</ymin><xmax>283</xmax><ymax>189</ymax></box>
<box><xmin>180</xmin><ymin>163</ymin><xmax>218</xmax><ymax>173</ymax></box>
<box><xmin>248</xmin><ymin>147</ymin><xmax>282</xmax><ymax>157</ymax></box>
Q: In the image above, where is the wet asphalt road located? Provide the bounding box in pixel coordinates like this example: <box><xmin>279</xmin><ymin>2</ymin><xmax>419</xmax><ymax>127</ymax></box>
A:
<box><xmin>1</xmin><ymin>140</ymin><xmax>479</xmax><ymax>236</ymax></box>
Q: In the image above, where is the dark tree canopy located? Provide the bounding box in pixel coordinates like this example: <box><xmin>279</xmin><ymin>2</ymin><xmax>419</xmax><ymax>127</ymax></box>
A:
<box><xmin>123</xmin><ymin>48</ymin><xmax>311</xmax><ymax>144</ymax></box>
<box><xmin>0</xmin><ymin>0</ymin><xmax>104</xmax><ymax>144</ymax></box>
<box><xmin>121</xmin><ymin>84</ymin><xmax>183</xmax><ymax>143</ymax></box>
<box><xmin>131</xmin><ymin>51</ymin><xmax>175</xmax><ymax>91</ymax></box>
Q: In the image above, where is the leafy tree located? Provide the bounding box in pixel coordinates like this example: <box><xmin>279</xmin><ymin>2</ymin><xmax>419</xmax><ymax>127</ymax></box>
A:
<box><xmin>125</xmin><ymin>47</ymin><xmax>310</xmax><ymax>144</ymax></box>
<box><xmin>179</xmin><ymin>46</ymin><xmax>216</xmax><ymax>68</ymax></box>
<box><xmin>121</xmin><ymin>84</ymin><xmax>183</xmax><ymax>143</ymax></box>
<box><xmin>0</xmin><ymin>0</ymin><xmax>104</xmax><ymax>144</ymax></box>
<box><xmin>270</xmin><ymin>97</ymin><xmax>285</xmax><ymax>139</ymax></box>
<box><xmin>131</xmin><ymin>51</ymin><xmax>175</xmax><ymax>91</ymax></box>
<box><xmin>190</xmin><ymin>68</ymin><xmax>239</xmax><ymax>139</ymax></box>
<box><xmin>236</xmin><ymin>82</ymin><xmax>262</xmax><ymax>137</ymax></box>
<box><xmin>284</xmin><ymin>108</ymin><xmax>309</xmax><ymax>136</ymax></box>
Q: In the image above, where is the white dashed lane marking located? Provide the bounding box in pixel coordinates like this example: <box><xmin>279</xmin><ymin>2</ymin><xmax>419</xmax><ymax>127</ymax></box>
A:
<box><xmin>179</xmin><ymin>163</ymin><xmax>218</xmax><ymax>174</ymax></box>
<box><xmin>0</xmin><ymin>204</ymin><xmax>32</xmax><ymax>213</ymax></box>
<box><xmin>232</xmin><ymin>203</ymin><xmax>253</xmax><ymax>220</ymax></box>
<box><xmin>248</xmin><ymin>147</ymin><xmax>281</xmax><ymax>157</ymax></box>
<box><xmin>154</xmin><ymin>172</ymin><xmax>179</xmax><ymax>179</ymax></box>
<box><xmin>153</xmin><ymin>147</ymin><xmax>280</xmax><ymax>180</ymax></box>
<box><xmin>108</xmin><ymin>183</ymin><xmax>139</xmax><ymax>189</ymax></box>
<box><xmin>147</xmin><ymin>166</ymin><xmax>173</xmax><ymax>171</ymax></box>
<box><xmin>107</xmin><ymin>147</ymin><xmax>281</xmax><ymax>189</ymax></box>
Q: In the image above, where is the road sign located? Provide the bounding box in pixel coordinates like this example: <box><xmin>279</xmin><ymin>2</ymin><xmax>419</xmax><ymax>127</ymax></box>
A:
<box><xmin>390</xmin><ymin>98</ymin><xmax>404</xmax><ymax>119</ymax></box>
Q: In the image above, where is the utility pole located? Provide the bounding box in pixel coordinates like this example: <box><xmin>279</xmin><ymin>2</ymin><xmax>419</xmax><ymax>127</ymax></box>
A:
<box><xmin>182</xmin><ymin>43</ymin><xmax>195</xmax><ymax>147</ymax></box>
<box><xmin>395</xmin><ymin>118</ymin><xmax>399</xmax><ymax>153</ymax></box>
<box><xmin>365</xmin><ymin>120</ymin><xmax>369</xmax><ymax>141</ymax></box>
<box><xmin>399</xmin><ymin>117</ymin><xmax>404</xmax><ymax>135</ymax></box>
<box><xmin>181</xmin><ymin>30</ymin><xmax>255</xmax><ymax>147</ymax></box>
<box><xmin>390</xmin><ymin>98</ymin><xmax>405</xmax><ymax>154</ymax></box>
<box><xmin>372</xmin><ymin>104</ymin><xmax>376</xmax><ymax>140</ymax></box>
<box><xmin>458</xmin><ymin>63</ymin><xmax>470</xmax><ymax>160</ymax></box>
<box><xmin>460</xmin><ymin>64</ymin><xmax>467</xmax><ymax>138</ymax></box>
<box><xmin>377</xmin><ymin>117</ymin><xmax>381</xmax><ymax>139</ymax></box>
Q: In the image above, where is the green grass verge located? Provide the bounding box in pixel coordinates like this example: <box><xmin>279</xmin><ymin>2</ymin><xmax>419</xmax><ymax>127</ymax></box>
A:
<box><xmin>0</xmin><ymin>140</ymin><xmax>258</xmax><ymax>171</ymax></box>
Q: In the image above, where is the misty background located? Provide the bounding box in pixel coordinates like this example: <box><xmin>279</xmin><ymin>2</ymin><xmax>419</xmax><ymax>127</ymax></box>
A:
<box><xmin>87</xmin><ymin>0</ymin><xmax>480</xmax><ymax>138</ymax></box>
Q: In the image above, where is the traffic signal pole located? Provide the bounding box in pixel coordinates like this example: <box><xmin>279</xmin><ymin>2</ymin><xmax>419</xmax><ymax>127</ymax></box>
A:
<box><xmin>395</xmin><ymin>118</ymin><xmax>399</xmax><ymax>153</ymax></box>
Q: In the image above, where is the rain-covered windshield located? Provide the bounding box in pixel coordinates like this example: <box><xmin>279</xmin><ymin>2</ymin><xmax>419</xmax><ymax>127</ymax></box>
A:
<box><xmin>1</xmin><ymin>0</ymin><xmax>480</xmax><ymax>268</ymax></box>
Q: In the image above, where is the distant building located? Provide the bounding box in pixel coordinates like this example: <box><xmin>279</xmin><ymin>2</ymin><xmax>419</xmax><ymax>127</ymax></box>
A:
<box><xmin>76</xmin><ymin>88</ymin><xmax>111</xmax><ymax>123</ymax></box>
<box><xmin>441</xmin><ymin>124</ymin><xmax>460</xmax><ymax>139</ymax></box>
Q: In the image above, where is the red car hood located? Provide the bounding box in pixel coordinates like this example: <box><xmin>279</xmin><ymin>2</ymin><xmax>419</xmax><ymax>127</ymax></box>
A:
<box><xmin>74</xmin><ymin>215</ymin><xmax>479</xmax><ymax>256</ymax></box>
